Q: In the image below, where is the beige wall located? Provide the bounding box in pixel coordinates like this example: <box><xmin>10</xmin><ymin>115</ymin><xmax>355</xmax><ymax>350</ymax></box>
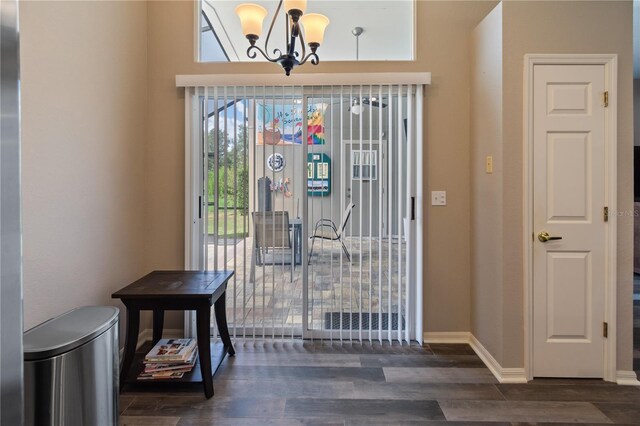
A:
<box><xmin>470</xmin><ymin>3</ymin><xmax>504</xmax><ymax>364</ymax></box>
<box><xmin>501</xmin><ymin>0</ymin><xmax>634</xmax><ymax>369</ymax></box>
<box><xmin>146</xmin><ymin>0</ymin><xmax>497</xmax><ymax>330</ymax></box>
<box><xmin>20</xmin><ymin>1</ymin><xmax>148</xmax><ymax>334</ymax></box>
<box><xmin>635</xmin><ymin>79</ymin><xmax>640</xmax><ymax>146</ymax></box>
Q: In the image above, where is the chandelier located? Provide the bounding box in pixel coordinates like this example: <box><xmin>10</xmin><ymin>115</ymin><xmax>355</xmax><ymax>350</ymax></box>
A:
<box><xmin>235</xmin><ymin>1</ymin><xmax>330</xmax><ymax>76</ymax></box>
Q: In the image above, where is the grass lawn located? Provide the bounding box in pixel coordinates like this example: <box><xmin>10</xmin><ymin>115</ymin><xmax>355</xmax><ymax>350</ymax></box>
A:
<box><xmin>208</xmin><ymin>207</ymin><xmax>248</xmax><ymax>238</ymax></box>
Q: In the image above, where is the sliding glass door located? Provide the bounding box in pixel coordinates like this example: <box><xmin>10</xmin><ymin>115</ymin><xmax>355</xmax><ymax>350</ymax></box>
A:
<box><xmin>304</xmin><ymin>86</ymin><xmax>417</xmax><ymax>342</ymax></box>
<box><xmin>185</xmin><ymin>84</ymin><xmax>422</xmax><ymax>343</ymax></box>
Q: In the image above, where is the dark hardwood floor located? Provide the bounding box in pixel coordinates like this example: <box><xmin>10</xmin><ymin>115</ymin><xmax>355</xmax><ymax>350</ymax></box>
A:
<box><xmin>120</xmin><ymin>340</ymin><xmax>640</xmax><ymax>425</ymax></box>
<box><xmin>634</xmin><ymin>273</ymin><xmax>640</xmax><ymax>378</ymax></box>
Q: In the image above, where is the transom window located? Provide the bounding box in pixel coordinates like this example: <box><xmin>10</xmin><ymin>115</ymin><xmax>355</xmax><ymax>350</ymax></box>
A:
<box><xmin>198</xmin><ymin>0</ymin><xmax>415</xmax><ymax>63</ymax></box>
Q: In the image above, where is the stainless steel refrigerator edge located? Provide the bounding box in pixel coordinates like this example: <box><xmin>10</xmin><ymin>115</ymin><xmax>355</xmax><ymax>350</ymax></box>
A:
<box><xmin>0</xmin><ymin>0</ymin><xmax>24</xmax><ymax>424</ymax></box>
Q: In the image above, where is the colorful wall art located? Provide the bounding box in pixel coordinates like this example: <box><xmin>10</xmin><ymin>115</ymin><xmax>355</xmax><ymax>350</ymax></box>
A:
<box><xmin>256</xmin><ymin>102</ymin><xmax>326</xmax><ymax>145</ymax></box>
<box><xmin>270</xmin><ymin>177</ymin><xmax>292</xmax><ymax>198</ymax></box>
<box><xmin>307</xmin><ymin>153</ymin><xmax>331</xmax><ymax>196</ymax></box>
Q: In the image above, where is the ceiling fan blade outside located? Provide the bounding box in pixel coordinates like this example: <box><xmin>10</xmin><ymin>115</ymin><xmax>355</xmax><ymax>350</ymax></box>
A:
<box><xmin>362</xmin><ymin>99</ymin><xmax>388</xmax><ymax>108</ymax></box>
<box><xmin>327</xmin><ymin>98</ymin><xmax>388</xmax><ymax>108</ymax></box>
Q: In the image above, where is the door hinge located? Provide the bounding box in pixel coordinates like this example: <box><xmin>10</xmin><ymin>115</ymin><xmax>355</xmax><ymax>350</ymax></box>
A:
<box><xmin>603</xmin><ymin>91</ymin><xmax>609</xmax><ymax>108</ymax></box>
<box><xmin>603</xmin><ymin>322</ymin><xmax>608</xmax><ymax>338</ymax></box>
<box><xmin>603</xmin><ymin>206</ymin><xmax>609</xmax><ymax>222</ymax></box>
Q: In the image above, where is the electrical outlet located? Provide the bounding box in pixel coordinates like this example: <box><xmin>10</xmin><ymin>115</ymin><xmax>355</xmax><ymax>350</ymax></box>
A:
<box><xmin>486</xmin><ymin>156</ymin><xmax>493</xmax><ymax>174</ymax></box>
<box><xmin>431</xmin><ymin>191</ymin><xmax>446</xmax><ymax>206</ymax></box>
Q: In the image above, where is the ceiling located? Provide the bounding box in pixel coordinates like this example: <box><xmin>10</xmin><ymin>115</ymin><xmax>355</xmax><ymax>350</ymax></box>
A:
<box><xmin>201</xmin><ymin>0</ymin><xmax>415</xmax><ymax>62</ymax></box>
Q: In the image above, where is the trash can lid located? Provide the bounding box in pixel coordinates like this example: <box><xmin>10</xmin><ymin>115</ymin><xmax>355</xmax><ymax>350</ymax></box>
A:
<box><xmin>24</xmin><ymin>306</ymin><xmax>119</xmax><ymax>361</ymax></box>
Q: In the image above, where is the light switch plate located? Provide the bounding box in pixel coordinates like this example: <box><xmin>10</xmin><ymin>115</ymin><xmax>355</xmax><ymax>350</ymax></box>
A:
<box><xmin>486</xmin><ymin>155</ymin><xmax>493</xmax><ymax>173</ymax></box>
<box><xmin>431</xmin><ymin>191</ymin><xmax>446</xmax><ymax>206</ymax></box>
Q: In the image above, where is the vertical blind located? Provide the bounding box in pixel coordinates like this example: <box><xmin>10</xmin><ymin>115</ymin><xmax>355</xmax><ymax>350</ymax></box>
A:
<box><xmin>183</xmin><ymin>79</ymin><xmax>424</xmax><ymax>344</ymax></box>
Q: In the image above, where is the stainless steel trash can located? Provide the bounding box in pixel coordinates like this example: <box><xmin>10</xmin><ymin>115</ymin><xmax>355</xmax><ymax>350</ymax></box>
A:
<box><xmin>23</xmin><ymin>306</ymin><xmax>120</xmax><ymax>426</ymax></box>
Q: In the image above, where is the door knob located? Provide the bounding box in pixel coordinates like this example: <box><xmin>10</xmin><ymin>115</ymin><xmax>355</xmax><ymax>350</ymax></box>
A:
<box><xmin>538</xmin><ymin>231</ymin><xmax>562</xmax><ymax>243</ymax></box>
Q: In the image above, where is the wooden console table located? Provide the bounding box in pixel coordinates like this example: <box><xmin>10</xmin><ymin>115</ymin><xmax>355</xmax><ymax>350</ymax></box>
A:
<box><xmin>112</xmin><ymin>270</ymin><xmax>235</xmax><ymax>398</ymax></box>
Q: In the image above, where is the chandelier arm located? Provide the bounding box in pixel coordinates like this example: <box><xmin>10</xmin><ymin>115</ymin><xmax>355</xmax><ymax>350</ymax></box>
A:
<box><xmin>288</xmin><ymin>27</ymin><xmax>297</xmax><ymax>57</ymax></box>
<box><xmin>264</xmin><ymin>0</ymin><xmax>284</xmax><ymax>60</ymax></box>
<box><xmin>247</xmin><ymin>45</ymin><xmax>280</xmax><ymax>63</ymax></box>
<box><xmin>297</xmin><ymin>25</ymin><xmax>307</xmax><ymax>60</ymax></box>
<box><xmin>285</xmin><ymin>12</ymin><xmax>290</xmax><ymax>53</ymax></box>
<box><xmin>298</xmin><ymin>51</ymin><xmax>319</xmax><ymax>66</ymax></box>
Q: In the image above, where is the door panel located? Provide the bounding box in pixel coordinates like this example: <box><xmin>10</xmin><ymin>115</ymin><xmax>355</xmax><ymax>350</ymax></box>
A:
<box><xmin>533</xmin><ymin>64</ymin><xmax>606</xmax><ymax>377</ymax></box>
<box><xmin>546</xmin><ymin>251</ymin><xmax>591</xmax><ymax>340</ymax></box>
<box><xmin>547</xmin><ymin>132</ymin><xmax>590</xmax><ymax>220</ymax></box>
<box><xmin>305</xmin><ymin>88</ymin><xmax>411</xmax><ymax>342</ymax></box>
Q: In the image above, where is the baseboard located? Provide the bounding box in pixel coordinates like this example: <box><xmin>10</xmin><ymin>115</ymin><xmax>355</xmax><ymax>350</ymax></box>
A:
<box><xmin>499</xmin><ymin>368</ymin><xmax>528</xmax><ymax>383</ymax></box>
<box><xmin>425</xmin><ymin>332</ymin><xmax>640</xmax><ymax>385</ymax></box>
<box><xmin>468</xmin><ymin>334</ymin><xmax>528</xmax><ymax>384</ymax></box>
<box><xmin>423</xmin><ymin>331</ymin><xmax>471</xmax><ymax>344</ymax></box>
<box><xmin>423</xmin><ymin>331</ymin><xmax>527</xmax><ymax>383</ymax></box>
<box><xmin>616</xmin><ymin>370</ymin><xmax>640</xmax><ymax>386</ymax></box>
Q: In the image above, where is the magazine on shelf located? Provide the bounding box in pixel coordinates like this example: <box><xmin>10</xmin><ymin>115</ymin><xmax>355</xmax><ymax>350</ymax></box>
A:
<box><xmin>138</xmin><ymin>338</ymin><xmax>199</xmax><ymax>380</ymax></box>
<box><xmin>144</xmin><ymin>350</ymin><xmax>198</xmax><ymax>373</ymax></box>
<box><xmin>145</xmin><ymin>346</ymin><xmax>198</xmax><ymax>366</ymax></box>
<box><xmin>144</xmin><ymin>338</ymin><xmax>197</xmax><ymax>363</ymax></box>
<box><xmin>138</xmin><ymin>370</ymin><xmax>186</xmax><ymax>380</ymax></box>
<box><xmin>143</xmin><ymin>365</ymin><xmax>193</xmax><ymax>374</ymax></box>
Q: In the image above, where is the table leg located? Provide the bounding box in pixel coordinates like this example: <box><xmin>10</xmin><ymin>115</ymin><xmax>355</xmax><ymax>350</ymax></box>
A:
<box><xmin>152</xmin><ymin>309</ymin><xmax>164</xmax><ymax>344</ymax></box>
<box><xmin>214</xmin><ymin>291</ymin><xmax>235</xmax><ymax>356</ymax></box>
<box><xmin>120</xmin><ymin>306</ymin><xmax>140</xmax><ymax>390</ymax></box>
<box><xmin>196</xmin><ymin>305</ymin><xmax>214</xmax><ymax>398</ymax></box>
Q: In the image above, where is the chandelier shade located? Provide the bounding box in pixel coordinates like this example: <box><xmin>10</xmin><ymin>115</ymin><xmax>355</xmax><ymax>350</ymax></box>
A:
<box><xmin>283</xmin><ymin>0</ymin><xmax>307</xmax><ymax>15</ymax></box>
<box><xmin>235</xmin><ymin>4</ymin><xmax>268</xmax><ymax>38</ymax></box>
<box><xmin>300</xmin><ymin>13</ymin><xmax>330</xmax><ymax>45</ymax></box>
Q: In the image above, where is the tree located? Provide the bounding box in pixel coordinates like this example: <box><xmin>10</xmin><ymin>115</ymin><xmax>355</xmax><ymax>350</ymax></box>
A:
<box><xmin>207</xmin><ymin>120</ymin><xmax>250</xmax><ymax>211</ymax></box>
<box><xmin>208</xmin><ymin>128</ymin><xmax>229</xmax><ymax>168</ymax></box>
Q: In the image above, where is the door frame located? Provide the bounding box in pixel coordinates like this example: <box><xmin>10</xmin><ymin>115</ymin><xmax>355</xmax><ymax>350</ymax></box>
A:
<box><xmin>523</xmin><ymin>54</ymin><xmax>618</xmax><ymax>382</ymax></box>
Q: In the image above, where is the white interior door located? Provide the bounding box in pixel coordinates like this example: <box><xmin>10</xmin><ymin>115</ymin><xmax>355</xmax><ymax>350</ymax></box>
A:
<box><xmin>532</xmin><ymin>64</ymin><xmax>607</xmax><ymax>377</ymax></box>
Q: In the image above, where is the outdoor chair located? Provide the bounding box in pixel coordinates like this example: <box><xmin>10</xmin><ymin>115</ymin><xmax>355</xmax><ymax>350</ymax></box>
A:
<box><xmin>250</xmin><ymin>211</ymin><xmax>295</xmax><ymax>282</ymax></box>
<box><xmin>308</xmin><ymin>203</ymin><xmax>355</xmax><ymax>264</ymax></box>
